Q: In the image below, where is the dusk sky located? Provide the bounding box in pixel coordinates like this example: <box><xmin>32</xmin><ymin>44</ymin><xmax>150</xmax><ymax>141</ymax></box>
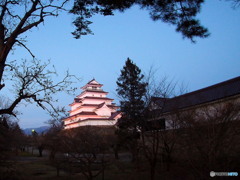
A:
<box><xmin>7</xmin><ymin>0</ymin><xmax>240</xmax><ymax>128</ymax></box>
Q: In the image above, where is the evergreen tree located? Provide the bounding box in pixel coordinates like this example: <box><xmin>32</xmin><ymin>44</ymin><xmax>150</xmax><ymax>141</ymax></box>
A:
<box><xmin>116</xmin><ymin>58</ymin><xmax>147</xmax><ymax>130</ymax></box>
<box><xmin>116</xmin><ymin>58</ymin><xmax>147</xmax><ymax>162</ymax></box>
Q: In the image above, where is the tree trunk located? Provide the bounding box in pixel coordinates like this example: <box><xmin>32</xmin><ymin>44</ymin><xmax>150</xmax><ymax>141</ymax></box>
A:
<box><xmin>113</xmin><ymin>144</ymin><xmax>119</xmax><ymax>160</ymax></box>
<box><xmin>130</xmin><ymin>139</ymin><xmax>138</xmax><ymax>162</ymax></box>
<box><xmin>38</xmin><ymin>147</ymin><xmax>43</xmax><ymax>157</ymax></box>
<box><xmin>150</xmin><ymin>162</ymin><xmax>156</xmax><ymax>180</ymax></box>
<box><xmin>57</xmin><ymin>166</ymin><xmax>60</xmax><ymax>177</ymax></box>
<box><xmin>166</xmin><ymin>152</ymin><xmax>172</xmax><ymax>171</ymax></box>
<box><xmin>0</xmin><ymin>60</ymin><xmax>5</xmax><ymax>89</ymax></box>
<box><xmin>0</xmin><ymin>43</ymin><xmax>13</xmax><ymax>89</ymax></box>
<box><xmin>49</xmin><ymin>150</ymin><xmax>56</xmax><ymax>160</ymax></box>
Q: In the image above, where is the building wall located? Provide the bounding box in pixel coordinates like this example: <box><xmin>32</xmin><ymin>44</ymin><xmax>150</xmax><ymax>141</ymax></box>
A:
<box><xmin>95</xmin><ymin>106</ymin><xmax>112</xmax><ymax>117</ymax></box>
<box><xmin>81</xmin><ymin>98</ymin><xmax>112</xmax><ymax>105</ymax></box>
<box><xmin>78</xmin><ymin>91</ymin><xmax>107</xmax><ymax>98</ymax></box>
<box><xmin>64</xmin><ymin>119</ymin><xmax>117</xmax><ymax>129</ymax></box>
<box><xmin>161</xmin><ymin>95</ymin><xmax>240</xmax><ymax>130</ymax></box>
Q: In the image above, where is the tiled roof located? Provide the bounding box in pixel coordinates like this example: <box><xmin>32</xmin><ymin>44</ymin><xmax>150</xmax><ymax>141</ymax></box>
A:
<box><xmin>109</xmin><ymin>111</ymin><xmax>121</xmax><ymax>119</ymax></box>
<box><xmin>81</xmin><ymin>79</ymin><xmax>103</xmax><ymax>89</ymax></box>
<box><xmin>85</xmin><ymin>90</ymin><xmax>108</xmax><ymax>93</ymax></box>
<box><xmin>81</xmin><ymin>104</ymin><xmax>100</xmax><ymax>107</ymax></box>
<box><xmin>80</xmin><ymin>103</ymin><xmax>118</xmax><ymax>109</ymax></box>
<box><xmin>152</xmin><ymin>76</ymin><xmax>240</xmax><ymax>113</ymax></box>
<box><xmin>78</xmin><ymin>90</ymin><xmax>108</xmax><ymax>97</ymax></box>
<box><xmin>87</xmin><ymin>79</ymin><xmax>103</xmax><ymax>85</ymax></box>
<box><xmin>83</xmin><ymin>118</ymin><xmax>115</xmax><ymax>121</ymax></box>
<box><xmin>83</xmin><ymin>96</ymin><xmax>113</xmax><ymax>100</ymax></box>
<box><xmin>78</xmin><ymin>111</ymin><xmax>97</xmax><ymax>115</ymax></box>
<box><xmin>96</xmin><ymin>102</ymin><xmax>106</xmax><ymax>109</ymax></box>
<box><xmin>64</xmin><ymin>111</ymin><xmax>98</xmax><ymax>119</ymax></box>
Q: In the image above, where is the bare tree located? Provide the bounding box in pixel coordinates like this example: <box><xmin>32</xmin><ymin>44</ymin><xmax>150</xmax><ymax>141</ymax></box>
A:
<box><xmin>61</xmin><ymin>126</ymin><xmax>110</xmax><ymax>180</ymax></box>
<box><xmin>140</xmin><ymin>69</ymin><xmax>185</xmax><ymax>180</ymax></box>
<box><xmin>176</xmin><ymin>100</ymin><xmax>240</xmax><ymax>178</ymax></box>
<box><xmin>0</xmin><ymin>59</ymin><xmax>77</xmax><ymax>118</ymax></box>
<box><xmin>45</xmin><ymin>117</ymin><xmax>64</xmax><ymax>160</ymax></box>
<box><xmin>0</xmin><ymin>0</ymin><xmax>69</xmax><ymax>89</ymax></box>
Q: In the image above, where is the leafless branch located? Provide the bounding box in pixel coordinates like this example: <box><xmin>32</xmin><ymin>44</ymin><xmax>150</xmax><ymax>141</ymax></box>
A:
<box><xmin>16</xmin><ymin>39</ymin><xmax>35</xmax><ymax>58</ymax></box>
<box><xmin>0</xmin><ymin>58</ymin><xmax>79</xmax><ymax>118</ymax></box>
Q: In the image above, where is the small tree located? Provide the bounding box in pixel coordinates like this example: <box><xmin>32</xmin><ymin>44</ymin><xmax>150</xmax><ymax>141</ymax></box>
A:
<box><xmin>44</xmin><ymin>121</ymin><xmax>64</xmax><ymax>177</ymax></box>
<box><xmin>116</xmin><ymin>57</ymin><xmax>147</xmax><ymax>162</ymax></box>
<box><xmin>61</xmin><ymin>127</ymin><xmax>110</xmax><ymax>180</ymax></box>
<box><xmin>45</xmin><ymin>117</ymin><xmax>64</xmax><ymax>160</ymax></box>
<box><xmin>0</xmin><ymin>115</ymin><xmax>25</xmax><ymax>179</ymax></box>
<box><xmin>141</xmin><ymin>71</ymin><xmax>181</xmax><ymax>180</ymax></box>
<box><xmin>31</xmin><ymin>129</ymin><xmax>46</xmax><ymax>157</ymax></box>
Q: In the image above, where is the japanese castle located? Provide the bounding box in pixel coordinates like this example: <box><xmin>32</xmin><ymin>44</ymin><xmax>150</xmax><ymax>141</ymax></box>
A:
<box><xmin>63</xmin><ymin>79</ymin><xmax>121</xmax><ymax>129</ymax></box>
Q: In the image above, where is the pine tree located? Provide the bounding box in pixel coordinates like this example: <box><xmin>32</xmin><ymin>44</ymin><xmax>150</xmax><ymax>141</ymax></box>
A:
<box><xmin>116</xmin><ymin>58</ymin><xmax>147</xmax><ymax>162</ymax></box>
<box><xmin>117</xmin><ymin>58</ymin><xmax>147</xmax><ymax>129</ymax></box>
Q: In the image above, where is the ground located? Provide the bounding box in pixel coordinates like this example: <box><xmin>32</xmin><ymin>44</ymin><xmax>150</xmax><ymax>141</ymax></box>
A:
<box><xmin>0</xmin><ymin>150</ymin><xmax>176</xmax><ymax>180</ymax></box>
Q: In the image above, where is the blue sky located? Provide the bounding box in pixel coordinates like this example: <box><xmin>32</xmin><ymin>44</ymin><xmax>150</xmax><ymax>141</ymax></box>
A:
<box><xmin>7</xmin><ymin>0</ymin><xmax>240</xmax><ymax>128</ymax></box>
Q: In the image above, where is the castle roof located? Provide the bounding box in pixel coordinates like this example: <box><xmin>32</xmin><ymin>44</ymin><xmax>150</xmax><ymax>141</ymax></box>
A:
<box><xmin>109</xmin><ymin>111</ymin><xmax>121</xmax><ymax>119</ymax></box>
<box><xmin>81</xmin><ymin>79</ymin><xmax>103</xmax><ymax>89</ymax></box>
<box><xmin>83</xmin><ymin>96</ymin><xmax>114</xmax><ymax>100</ymax></box>
<box><xmin>64</xmin><ymin>111</ymin><xmax>98</xmax><ymax>120</ymax></box>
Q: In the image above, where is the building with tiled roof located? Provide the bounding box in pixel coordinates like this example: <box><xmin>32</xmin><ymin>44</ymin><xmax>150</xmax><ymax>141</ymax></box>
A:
<box><xmin>63</xmin><ymin>79</ymin><xmax>121</xmax><ymax>129</ymax></box>
<box><xmin>147</xmin><ymin>76</ymin><xmax>240</xmax><ymax>130</ymax></box>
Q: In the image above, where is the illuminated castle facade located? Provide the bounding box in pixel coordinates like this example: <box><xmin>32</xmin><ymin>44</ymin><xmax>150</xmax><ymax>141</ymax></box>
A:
<box><xmin>63</xmin><ymin>79</ymin><xmax>121</xmax><ymax>129</ymax></box>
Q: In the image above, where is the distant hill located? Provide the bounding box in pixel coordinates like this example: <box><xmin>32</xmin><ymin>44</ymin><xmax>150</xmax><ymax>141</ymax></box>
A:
<box><xmin>23</xmin><ymin>126</ymin><xmax>50</xmax><ymax>135</ymax></box>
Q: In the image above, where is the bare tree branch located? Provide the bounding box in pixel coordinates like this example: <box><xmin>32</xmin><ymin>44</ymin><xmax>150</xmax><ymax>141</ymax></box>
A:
<box><xmin>0</xmin><ymin>58</ymin><xmax>79</xmax><ymax>118</ymax></box>
<box><xmin>16</xmin><ymin>39</ymin><xmax>35</xmax><ymax>58</ymax></box>
<box><xmin>0</xmin><ymin>0</ymin><xmax>70</xmax><ymax>86</ymax></box>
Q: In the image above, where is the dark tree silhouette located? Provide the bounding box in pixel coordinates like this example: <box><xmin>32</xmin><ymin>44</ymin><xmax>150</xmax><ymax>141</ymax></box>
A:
<box><xmin>70</xmin><ymin>0</ymin><xmax>209</xmax><ymax>42</ymax></box>
<box><xmin>0</xmin><ymin>0</ymin><xmax>78</xmax><ymax>119</ymax></box>
<box><xmin>45</xmin><ymin>117</ymin><xmax>64</xmax><ymax>160</ymax></box>
<box><xmin>141</xmin><ymin>71</ymin><xmax>181</xmax><ymax>180</ymax></box>
<box><xmin>116</xmin><ymin>57</ymin><xmax>147</xmax><ymax>162</ymax></box>
<box><xmin>61</xmin><ymin>127</ymin><xmax>109</xmax><ymax>180</ymax></box>
<box><xmin>0</xmin><ymin>0</ymin><xmax>69</xmax><ymax>89</ymax></box>
<box><xmin>0</xmin><ymin>115</ymin><xmax>25</xmax><ymax>178</ymax></box>
<box><xmin>0</xmin><ymin>59</ymin><xmax>77</xmax><ymax>117</ymax></box>
<box><xmin>176</xmin><ymin>101</ymin><xmax>240</xmax><ymax>178</ymax></box>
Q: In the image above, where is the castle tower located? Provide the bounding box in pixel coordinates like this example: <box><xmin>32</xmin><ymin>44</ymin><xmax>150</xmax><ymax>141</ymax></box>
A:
<box><xmin>63</xmin><ymin>79</ymin><xmax>121</xmax><ymax>129</ymax></box>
